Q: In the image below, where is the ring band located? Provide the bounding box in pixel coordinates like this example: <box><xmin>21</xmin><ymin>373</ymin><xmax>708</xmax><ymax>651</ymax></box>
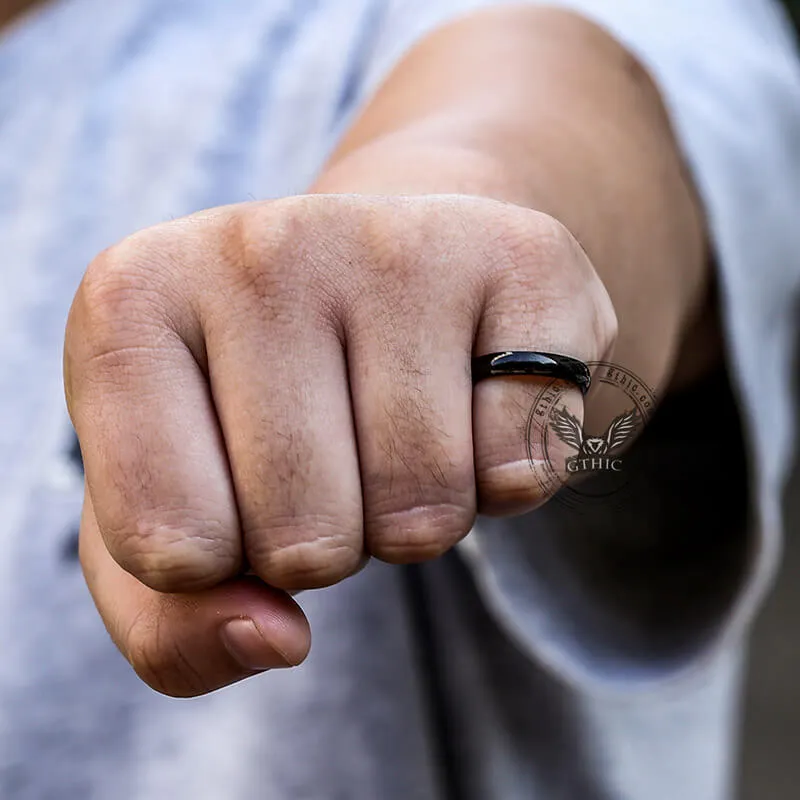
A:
<box><xmin>471</xmin><ymin>351</ymin><xmax>591</xmax><ymax>395</ymax></box>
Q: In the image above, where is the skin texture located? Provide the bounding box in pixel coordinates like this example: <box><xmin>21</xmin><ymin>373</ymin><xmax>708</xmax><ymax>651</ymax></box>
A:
<box><xmin>63</xmin><ymin>6</ymin><xmax>715</xmax><ymax>697</ymax></box>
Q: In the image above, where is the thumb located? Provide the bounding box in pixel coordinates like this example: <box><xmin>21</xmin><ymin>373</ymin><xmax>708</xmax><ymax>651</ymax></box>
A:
<box><xmin>79</xmin><ymin>491</ymin><xmax>311</xmax><ymax>697</ymax></box>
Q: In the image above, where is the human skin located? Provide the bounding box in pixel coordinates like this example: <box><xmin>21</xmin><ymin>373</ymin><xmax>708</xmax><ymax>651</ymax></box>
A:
<box><xmin>63</xmin><ymin>6</ymin><xmax>715</xmax><ymax>697</ymax></box>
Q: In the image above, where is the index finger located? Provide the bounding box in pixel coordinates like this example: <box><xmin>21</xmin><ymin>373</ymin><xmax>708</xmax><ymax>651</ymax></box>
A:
<box><xmin>64</xmin><ymin>231</ymin><xmax>242</xmax><ymax>593</ymax></box>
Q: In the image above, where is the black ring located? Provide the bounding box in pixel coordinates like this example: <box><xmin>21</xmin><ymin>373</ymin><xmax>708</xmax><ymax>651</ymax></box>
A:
<box><xmin>471</xmin><ymin>351</ymin><xmax>591</xmax><ymax>395</ymax></box>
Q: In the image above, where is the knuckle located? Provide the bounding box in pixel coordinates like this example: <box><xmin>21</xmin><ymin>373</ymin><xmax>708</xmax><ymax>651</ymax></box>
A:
<box><xmin>489</xmin><ymin>206</ymin><xmax>572</xmax><ymax>269</ymax></box>
<box><xmin>363</xmin><ymin>409</ymin><xmax>475</xmax><ymax>561</ymax></box>
<box><xmin>72</xmin><ymin>241</ymin><xmax>180</xmax><ymax>366</ymax></box>
<box><xmin>367</xmin><ymin>501</ymin><xmax>475</xmax><ymax>563</ymax></box>
<box><xmin>126</xmin><ymin>614</ymin><xmax>211</xmax><ymax>698</ymax></box>
<box><xmin>487</xmin><ymin>209</ymin><xmax>619</xmax><ymax>361</ymax></box>
<box><xmin>221</xmin><ymin>200</ymin><xmax>347</xmax><ymax>327</ymax></box>
<box><xmin>79</xmin><ymin>239</ymin><xmax>167</xmax><ymax>323</ymax></box>
<box><xmin>220</xmin><ymin>209</ymin><xmax>284</xmax><ymax>299</ymax></box>
<box><xmin>109</xmin><ymin>515</ymin><xmax>238</xmax><ymax>593</ymax></box>
<box><xmin>246</xmin><ymin>519</ymin><xmax>362</xmax><ymax>590</ymax></box>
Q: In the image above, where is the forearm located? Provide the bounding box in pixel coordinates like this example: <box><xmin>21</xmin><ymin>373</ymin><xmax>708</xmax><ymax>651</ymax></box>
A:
<box><xmin>312</xmin><ymin>6</ymin><xmax>715</xmax><ymax>392</ymax></box>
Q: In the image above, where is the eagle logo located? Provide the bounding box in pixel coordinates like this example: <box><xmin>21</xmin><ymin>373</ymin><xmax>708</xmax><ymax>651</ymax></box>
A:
<box><xmin>549</xmin><ymin>406</ymin><xmax>641</xmax><ymax>462</ymax></box>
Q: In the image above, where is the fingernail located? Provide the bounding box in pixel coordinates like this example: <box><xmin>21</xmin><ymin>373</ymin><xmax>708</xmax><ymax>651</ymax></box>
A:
<box><xmin>220</xmin><ymin>618</ymin><xmax>292</xmax><ymax>671</ymax></box>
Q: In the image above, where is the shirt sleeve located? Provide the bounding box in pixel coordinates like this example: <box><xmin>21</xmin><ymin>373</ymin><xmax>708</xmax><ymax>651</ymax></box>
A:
<box><xmin>355</xmin><ymin>0</ymin><xmax>800</xmax><ymax>692</ymax></box>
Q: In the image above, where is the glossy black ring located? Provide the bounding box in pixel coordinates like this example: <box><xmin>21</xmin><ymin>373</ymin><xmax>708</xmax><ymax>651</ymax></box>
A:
<box><xmin>471</xmin><ymin>351</ymin><xmax>591</xmax><ymax>395</ymax></box>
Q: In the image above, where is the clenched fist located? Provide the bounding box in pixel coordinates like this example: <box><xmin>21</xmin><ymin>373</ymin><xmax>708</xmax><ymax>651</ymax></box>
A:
<box><xmin>62</xmin><ymin>7</ymin><xmax>710</xmax><ymax>697</ymax></box>
<box><xmin>64</xmin><ymin>196</ymin><xmax>615</xmax><ymax>692</ymax></box>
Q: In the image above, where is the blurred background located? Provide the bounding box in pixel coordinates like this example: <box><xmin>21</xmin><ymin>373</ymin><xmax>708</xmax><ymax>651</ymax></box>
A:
<box><xmin>739</xmin><ymin>6</ymin><xmax>800</xmax><ymax>779</ymax></box>
<box><xmin>1</xmin><ymin>2</ymin><xmax>799</xmax><ymax>798</ymax></box>
<box><xmin>741</xmin><ymin>402</ymin><xmax>800</xmax><ymax>799</ymax></box>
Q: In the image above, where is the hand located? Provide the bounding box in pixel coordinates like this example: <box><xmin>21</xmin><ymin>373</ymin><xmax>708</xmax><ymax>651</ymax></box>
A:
<box><xmin>64</xmin><ymin>6</ymin><xmax>712</xmax><ymax>699</ymax></box>
<box><xmin>64</xmin><ymin>193</ymin><xmax>616</xmax><ymax>695</ymax></box>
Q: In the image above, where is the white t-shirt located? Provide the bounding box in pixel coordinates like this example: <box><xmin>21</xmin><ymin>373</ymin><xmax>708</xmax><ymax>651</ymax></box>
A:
<box><xmin>0</xmin><ymin>1</ymin><xmax>798</xmax><ymax>798</ymax></box>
